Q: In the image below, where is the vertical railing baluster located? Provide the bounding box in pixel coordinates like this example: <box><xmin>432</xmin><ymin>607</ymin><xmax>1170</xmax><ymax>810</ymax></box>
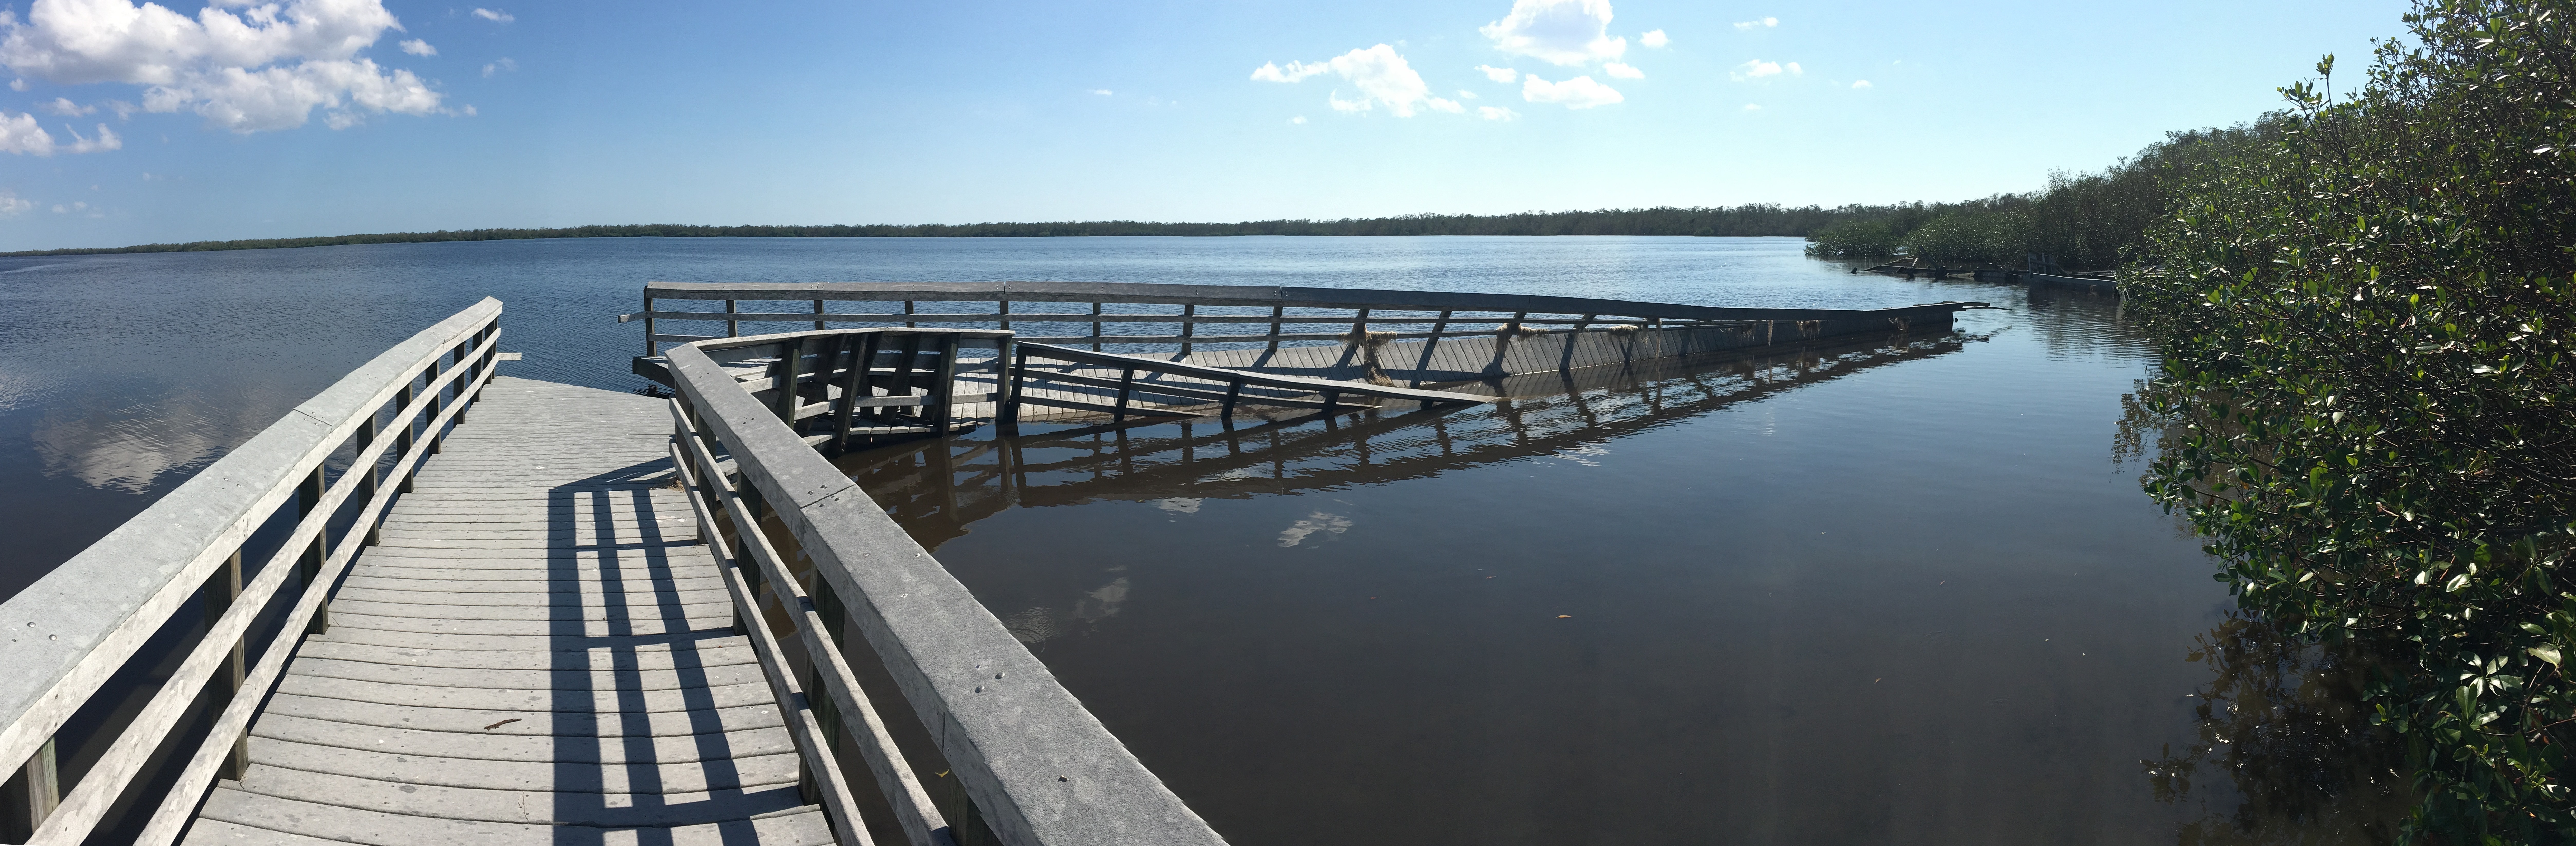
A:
<box><xmin>1265</xmin><ymin>305</ymin><xmax>1284</xmax><ymax>353</ymax></box>
<box><xmin>726</xmin><ymin>299</ymin><xmax>740</xmax><ymax>338</ymax></box>
<box><xmin>903</xmin><ymin>300</ymin><xmax>916</xmax><ymax>329</ymax></box>
<box><xmin>812</xmin><ymin>299</ymin><xmax>826</xmax><ymax>332</ymax></box>
<box><xmin>393</xmin><ymin>382</ymin><xmax>415</xmax><ymax>493</ymax></box>
<box><xmin>1412</xmin><ymin>309</ymin><xmax>1453</xmax><ymax>388</ymax></box>
<box><xmin>930</xmin><ymin>334</ymin><xmax>963</xmax><ymax>435</ymax></box>
<box><xmin>998</xmin><ymin>300</ymin><xmax>1011</xmax><ymax>332</ymax></box>
<box><xmin>769</xmin><ymin>340</ymin><xmax>805</xmax><ymax>424</ymax></box>
<box><xmin>7</xmin><ymin>736</ymin><xmax>60</xmax><ymax>840</ymax></box>
<box><xmin>890</xmin><ymin>334</ymin><xmax>926</xmax><ymax>425</ymax></box>
<box><xmin>643</xmin><ymin>292</ymin><xmax>657</xmax><ymax>355</ymax></box>
<box><xmin>1177</xmin><ymin>304</ymin><xmax>1195</xmax><ymax>359</ymax></box>
<box><xmin>1001</xmin><ymin>341</ymin><xmax>1026</xmax><ymax>431</ymax></box>
<box><xmin>1090</xmin><ymin>302</ymin><xmax>1103</xmax><ymax>351</ymax></box>
<box><xmin>1115</xmin><ymin>368</ymin><xmax>1135</xmax><ymax>422</ymax></box>
<box><xmin>202</xmin><ymin>550</ymin><xmax>249</xmax><ymax>779</ymax></box>
<box><xmin>832</xmin><ymin>334</ymin><xmax>871</xmax><ymax>453</ymax></box>
<box><xmin>297</xmin><ymin>466</ymin><xmax>331</xmax><ymax>634</ymax></box>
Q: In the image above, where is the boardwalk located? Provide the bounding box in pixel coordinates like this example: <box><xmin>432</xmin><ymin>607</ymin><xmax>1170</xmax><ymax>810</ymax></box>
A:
<box><xmin>186</xmin><ymin>377</ymin><xmax>833</xmax><ymax>845</ymax></box>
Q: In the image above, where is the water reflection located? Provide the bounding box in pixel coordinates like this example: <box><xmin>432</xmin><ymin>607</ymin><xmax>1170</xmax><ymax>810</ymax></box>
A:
<box><xmin>2148</xmin><ymin>617</ymin><xmax>2413</xmax><ymax>844</ymax></box>
<box><xmin>833</xmin><ymin>328</ymin><xmax>1979</xmax><ymax>554</ymax></box>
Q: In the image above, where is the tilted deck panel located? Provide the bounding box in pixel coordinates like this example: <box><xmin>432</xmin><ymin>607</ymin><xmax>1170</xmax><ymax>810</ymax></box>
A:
<box><xmin>184</xmin><ymin>376</ymin><xmax>832</xmax><ymax>846</ymax></box>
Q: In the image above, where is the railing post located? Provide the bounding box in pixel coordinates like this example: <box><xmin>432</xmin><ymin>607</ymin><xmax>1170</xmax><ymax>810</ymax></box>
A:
<box><xmin>769</xmin><ymin>340</ymin><xmax>805</xmax><ymax>424</ymax></box>
<box><xmin>1089</xmin><ymin>302</ymin><xmax>1103</xmax><ymax>351</ymax></box>
<box><xmin>903</xmin><ymin>300</ymin><xmax>916</xmax><ymax>329</ymax></box>
<box><xmin>812</xmin><ymin>299</ymin><xmax>826</xmax><ymax>332</ymax></box>
<box><xmin>726</xmin><ymin>299</ymin><xmax>740</xmax><ymax>338</ymax></box>
<box><xmin>1222</xmin><ymin>377</ymin><xmax>1243</xmax><ymax>418</ymax></box>
<box><xmin>1177</xmin><ymin>304</ymin><xmax>1195</xmax><ymax>359</ymax></box>
<box><xmin>298</xmin><ymin>466</ymin><xmax>331</xmax><ymax>634</ymax></box>
<box><xmin>1353</xmin><ymin>307</ymin><xmax>1370</xmax><ymax>337</ymax></box>
<box><xmin>1115</xmin><ymin>367</ymin><xmax>1135</xmax><ymax>422</ymax></box>
<box><xmin>1412</xmin><ymin>309</ymin><xmax>1453</xmax><ymax>388</ymax></box>
<box><xmin>644</xmin><ymin>292</ymin><xmax>657</xmax><ymax>355</ymax></box>
<box><xmin>996</xmin><ymin>336</ymin><xmax>1021</xmax><ymax>432</ymax></box>
<box><xmin>5</xmin><ymin>737</ymin><xmax>59</xmax><ymax>840</ymax></box>
<box><xmin>930</xmin><ymin>334</ymin><xmax>963</xmax><ymax>435</ymax></box>
<box><xmin>1265</xmin><ymin>305</ymin><xmax>1284</xmax><ymax>353</ymax></box>
<box><xmin>997</xmin><ymin>300</ymin><xmax>1011</xmax><ymax>332</ymax></box>
<box><xmin>202</xmin><ymin>550</ymin><xmax>249</xmax><ymax>779</ymax></box>
<box><xmin>393</xmin><ymin>383</ymin><xmax>416</xmax><ymax>493</ymax></box>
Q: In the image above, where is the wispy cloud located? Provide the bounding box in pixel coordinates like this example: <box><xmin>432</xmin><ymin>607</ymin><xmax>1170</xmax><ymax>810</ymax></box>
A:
<box><xmin>1252</xmin><ymin>44</ymin><xmax>1458</xmax><ymax>118</ymax></box>
<box><xmin>1478</xmin><ymin>105</ymin><xmax>1518</xmax><ymax>121</ymax></box>
<box><xmin>1734</xmin><ymin>17</ymin><xmax>1779</xmax><ymax>29</ymax></box>
<box><xmin>1521</xmin><ymin>74</ymin><xmax>1621</xmax><ymax>109</ymax></box>
<box><xmin>1639</xmin><ymin>29</ymin><xmax>1669</xmax><ymax>48</ymax></box>
<box><xmin>39</xmin><ymin>97</ymin><xmax>91</xmax><ymax>116</ymax></box>
<box><xmin>1475</xmin><ymin>64</ymin><xmax>1518</xmax><ymax>83</ymax></box>
<box><xmin>400</xmin><ymin>39</ymin><xmax>436</xmax><ymax>57</ymax></box>
<box><xmin>1088</xmin><ymin>88</ymin><xmax>1112</xmax><ymax>96</ymax></box>
<box><xmin>1603</xmin><ymin>62</ymin><xmax>1642</xmax><ymax>79</ymax></box>
<box><xmin>1289</xmin><ymin>115</ymin><xmax>1306</xmax><ymax>124</ymax></box>
<box><xmin>1851</xmin><ymin>79</ymin><xmax>1872</xmax><ymax>89</ymax></box>
<box><xmin>471</xmin><ymin>8</ymin><xmax>514</xmax><ymax>23</ymax></box>
<box><xmin>1730</xmin><ymin>59</ymin><xmax>1799</xmax><ymax>81</ymax></box>
<box><xmin>1743</xmin><ymin>103</ymin><xmax>1761</xmax><ymax>111</ymax></box>
<box><xmin>0</xmin><ymin>112</ymin><xmax>119</xmax><ymax>155</ymax></box>
<box><xmin>0</xmin><ymin>189</ymin><xmax>29</xmax><ymax>215</ymax></box>
<box><xmin>1481</xmin><ymin>0</ymin><xmax>1625</xmax><ymax>66</ymax></box>
<box><xmin>483</xmin><ymin>57</ymin><xmax>517</xmax><ymax>78</ymax></box>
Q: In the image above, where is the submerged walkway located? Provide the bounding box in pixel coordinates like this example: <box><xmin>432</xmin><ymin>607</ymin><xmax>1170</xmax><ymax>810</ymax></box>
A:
<box><xmin>186</xmin><ymin>376</ymin><xmax>833</xmax><ymax>845</ymax></box>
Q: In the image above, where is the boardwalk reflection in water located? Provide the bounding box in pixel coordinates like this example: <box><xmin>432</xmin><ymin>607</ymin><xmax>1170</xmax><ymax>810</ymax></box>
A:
<box><xmin>839</xmin><ymin>330</ymin><xmax>1976</xmax><ymax>557</ymax></box>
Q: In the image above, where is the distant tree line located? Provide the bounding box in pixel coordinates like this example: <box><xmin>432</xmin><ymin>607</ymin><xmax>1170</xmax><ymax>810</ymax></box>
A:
<box><xmin>1</xmin><ymin>205</ymin><xmax>1926</xmax><ymax>257</ymax></box>
<box><xmin>1804</xmin><ymin>122</ymin><xmax>2286</xmax><ymax>270</ymax></box>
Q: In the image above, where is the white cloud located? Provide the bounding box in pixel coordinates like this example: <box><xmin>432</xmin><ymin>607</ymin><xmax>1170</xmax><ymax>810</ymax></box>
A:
<box><xmin>1851</xmin><ymin>79</ymin><xmax>1871</xmax><ymax>89</ymax></box>
<box><xmin>1480</xmin><ymin>0</ymin><xmax>1625</xmax><ymax>67</ymax></box>
<box><xmin>482</xmin><ymin>57</ymin><xmax>515</xmax><ymax>78</ymax></box>
<box><xmin>1477</xmin><ymin>105</ymin><xmax>1518</xmax><ymax>120</ymax></box>
<box><xmin>1730</xmin><ymin>59</ymin><xmax>1799</xmax><ymax>81</ymax></box>
<box><xmin>1289</xmin><ymin>115</ymin><xmax>1306</xmax><ymax>124</ymax></box>
<box><xmin>0</xmin><ymin>190</ymin><xmax>29</xmax><ymax>215</ymax></box>
<box><xmin>1639</xmin><ymin>29</ymin><xmax>1668</xmax><ymax>48</ymax></box>
<box><xmin>1475</xmin><ymin>64</ymin><xmax>1517</xmax><ymax>83</ymax></box>
<box><xmin>1521</xmin><ymin>74</ymin><xmax>1621</xmax><ymax>108</ymax></box>
<box><xmin>1088</xmin><ymin>88</ymin><xmax>1112</xmax><ymax>95</ymax></box>
<box><xmin>1734</xmin><ymin>17</ymin><xmax>1779</xmax><ymax>29</ymax></box>
<box><xmin>6</xmin><ymin>78</ymin><xmax>22</xmax><ymax>91</ymax></box>
<box><xmin>1603</xmin><ymin>61</ymin><xmax>1642</xmax><ymax>79</ymax></box>
<box><xmin>0</xmin><ymin>110</ymin><xmax>119</xmax><ymax>154</ymax></box>
<box><xmin>399</xmin><ymin>39</ymin><xmax>434</xmax><ymax>57</ymax></box>
<box><xmin>0</xmin><ymin>0</ymin><xmax>450</xmax><ymax>134</ymax></box>
<box><xmin>1456</xmin><ymin>89</ymin><xmax>1478</xmax><ymax>99</ymax></box>
<box><xmin>39</xmin><ymin>96</ymin><xmax>90</xmax><ymax>115</ymax></box>
<box><xmin>1251</xmin><ymin>44</ymin><xmax>1449</xmax><ymax>118</ymax></box>
<box><xmin>471</xmin><ymin>8</ymin><xmax>513</xmax><ymax>23</ymax></box>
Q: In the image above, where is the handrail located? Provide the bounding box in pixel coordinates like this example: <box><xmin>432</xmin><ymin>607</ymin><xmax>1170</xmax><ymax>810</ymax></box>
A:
<box><xmin>0</xmin><ymin>299</ymin><xmax>504</xmax><ymax>845</ymax></box>
<box><xmin>666</xmin><ymin>334</ymin><xmax>1228</xmax><ymax>846</ymax></box>
<box><xmin>620</xmin><ymin>281</ymin><xmax>1981</xmax><ymax>354</ymax></box>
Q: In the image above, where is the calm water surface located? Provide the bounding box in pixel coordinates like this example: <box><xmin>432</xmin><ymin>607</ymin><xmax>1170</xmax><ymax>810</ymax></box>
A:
<box><xmin>0</xmin><ymin>237</ymin><xmax>2399</xmax><ymax>843</ymax></box>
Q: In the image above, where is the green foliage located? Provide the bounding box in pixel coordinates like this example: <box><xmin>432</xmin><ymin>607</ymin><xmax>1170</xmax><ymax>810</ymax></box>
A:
<box><xmin>1898</xmin><ymin>209</ymin><xmax>2031</xmax><ymax>265</ymax></box>
<box><xmin>0</xmin><ymin>205</ymin><xmax>1898</xmax><ymax>257</ymax></box>
<box><xmin>2125</xmin><ymin>1</ymin><xmax>2576</xmax><ymax>839</ymax></box>
<box><xmin>1804</xmin><ymin>219</ymin><xmax>1901</xmax><ymax>258</ymax></box>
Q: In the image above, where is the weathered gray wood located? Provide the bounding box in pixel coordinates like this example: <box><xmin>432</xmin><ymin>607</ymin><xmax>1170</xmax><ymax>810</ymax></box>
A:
<box><xmin>258</xmin><ymin>692</ymin><xmax>784</xmax><ymax>737</ymax></box>
<box><xmin>210</xmin><ymin>764</ymin><xmax>810</xmax><ymax>829</ymax></box>
<box><xmin>248</xmin><ymin>713</ymin><xmax>791</xmax><ymax>764</ymax></box>
<box><xmin>190</xmin><ymin>785</ymin><xmax>834</xmax><ymax>844</ymax></box>
<box><xmin>1018</xmin><ymin>343</ymin><xmax>1489</xmax><ymax>406</ymax></box>
<box><xmin>0</xmin><ymin>300</ymin><xmax>503</xmax><ymax>836</ymax></box>
<box><xmin>289</xmin><ymin>639</ymin><xmax>756</xmax><ymax>672</ymax></box>
<box><xmin>667</xmin><ymin>341</ymin><xmax>1229</xmax><ymax>846</ymax></box>
<box><xmin>640</xmin><ymin>279</ymin><xmax>1981</xmax><ymax>324</ymax></box>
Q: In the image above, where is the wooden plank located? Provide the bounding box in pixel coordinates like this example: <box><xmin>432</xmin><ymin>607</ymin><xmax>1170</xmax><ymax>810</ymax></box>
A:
<box><xmin>190</xmin><ymin>786</ymin><xmax>832</xmax><ymax>845</ymax></box>
<box><xmin>273</xmin><ymin>675</ymin><xmax>775</xmax><ymax>714</ymax></box>
<box><xmin>246</xmin><ymin>713</ymin><xmax>791</xmax><ymax>764</ymax></box>
<box><xmin>257</xmin><ymin>693</ymin><xmax>783</xmax><ymax>737</ymax></box>
<box><xmin>212</xmin><ymin>764</ymin><xmax>810</xmax><ymax>829</ymax></box>
<box><xmin>1019</xmin><ymin>342</ymin><xmax>1490</xmax><ymax>405</ymax></box>
<box><xmin>288</xmin><ymin>640</ymin><xmax>756</xmax><ymax>673</ymax></box>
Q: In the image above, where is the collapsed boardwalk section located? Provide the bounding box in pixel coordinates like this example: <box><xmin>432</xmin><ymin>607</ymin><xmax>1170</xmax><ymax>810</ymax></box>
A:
<box><xmin>188</xmin><ymin>377</ymin><xmax>833</xmax><ymax>844</ymax></box>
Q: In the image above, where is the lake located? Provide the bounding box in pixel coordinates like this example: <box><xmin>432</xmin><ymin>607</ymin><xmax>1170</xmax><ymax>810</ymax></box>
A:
<box><xmin>0</xmin><ymin>236</ymin><xmax>2400</xmax><ymax>843</ymax></box>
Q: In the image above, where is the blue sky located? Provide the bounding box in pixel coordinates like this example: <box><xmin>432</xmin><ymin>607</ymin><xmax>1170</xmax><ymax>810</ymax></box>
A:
<box><xmin>0</xmin><ymin>0</ymin><xmax>2408</xmax><ymax>250</ymax></box>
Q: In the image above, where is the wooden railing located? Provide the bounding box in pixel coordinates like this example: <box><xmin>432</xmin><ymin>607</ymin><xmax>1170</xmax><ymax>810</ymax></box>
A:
<box><xmin>618</xmin><ymin>281</ymin><xmax>1929</xmax><ymax>356</ymax></box>
<box><xmin>664</xmin><ymin>329</ymin><xmax>1228</xmax><ymax>846</ymax></box>
<box><xmin>0</xmin><ymin>299</ymin><xmax>504</xmax><ymax>845</ymax></box>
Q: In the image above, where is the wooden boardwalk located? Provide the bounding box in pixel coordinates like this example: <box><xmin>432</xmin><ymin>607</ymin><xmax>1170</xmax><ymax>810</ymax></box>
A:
<box><xmin>185</xmin><ymin>376</ymin><xmax>833</xmax><ymax>845</ymax></box>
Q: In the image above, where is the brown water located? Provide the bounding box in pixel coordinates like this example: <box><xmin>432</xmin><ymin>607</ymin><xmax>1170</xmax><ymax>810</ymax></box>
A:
<box><xmin>0</xmin><ymin>236</ymin><xmax>2407</xmax><ymax>843</ymax></box>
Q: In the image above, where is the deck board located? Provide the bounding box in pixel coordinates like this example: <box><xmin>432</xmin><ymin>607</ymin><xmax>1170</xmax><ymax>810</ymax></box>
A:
<box><xmin>184</xmin><ymin>376</ymin><xmax>827</xmax><ymax>845</ymax></box>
